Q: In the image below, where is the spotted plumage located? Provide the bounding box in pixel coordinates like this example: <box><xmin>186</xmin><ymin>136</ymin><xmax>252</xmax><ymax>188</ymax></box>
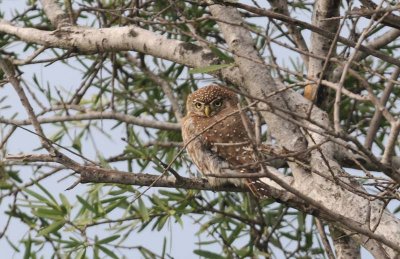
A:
<box><xmin>182</xmin><ymin>84</ymin><xmax>269</xmax><ymax>198</ymax></box>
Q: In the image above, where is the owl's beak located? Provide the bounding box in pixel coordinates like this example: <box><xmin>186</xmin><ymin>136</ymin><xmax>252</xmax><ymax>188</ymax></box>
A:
<box><xmin>204</xmin><ymin>105</ymin><xmax>211</xmax><ymax>117</ymax></box>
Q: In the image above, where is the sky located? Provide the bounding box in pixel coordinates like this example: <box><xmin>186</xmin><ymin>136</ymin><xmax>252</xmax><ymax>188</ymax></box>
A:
<box><xmin>0</xmin><ymin>1</ymin><xmax>200</xmax><ymax>257</ymax></box>
<box><xmin>0</xmin><ymin>0</ymin><xmax>389</xmax><ymax>258</ymax></box>
<box><xmin>0</xmin><ymin>1</ymin><xmax>239</xmax><ymax>258</ymax></box>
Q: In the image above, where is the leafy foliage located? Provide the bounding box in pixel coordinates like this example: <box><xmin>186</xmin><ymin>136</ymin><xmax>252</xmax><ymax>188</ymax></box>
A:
<box><xmin>0</xmin><ymin>0</ymin><xmax>399</xmax><ymax>258</ymax></box>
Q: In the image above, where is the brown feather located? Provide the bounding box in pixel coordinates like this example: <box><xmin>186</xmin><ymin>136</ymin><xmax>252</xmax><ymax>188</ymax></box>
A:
<box><xmin>182</xmin><ymin>85</ymin><xmax>270</xmax><ymax>198</ymax></box>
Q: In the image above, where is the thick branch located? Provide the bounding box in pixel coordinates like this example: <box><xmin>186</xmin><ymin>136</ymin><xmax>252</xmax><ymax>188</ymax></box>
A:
<box><xmin>39</xmin><ymin>0</ymin><xmax>70</xmax><ymax>28</ymax></box>
<box><xmin>1</xmin><ymin>5</ymin><xmax>400</xmax><ymax>254</ymax></box>
<box><xmin>220</xmin><ymin>1</ymin><xmax>400</xmax><ymax>67</ymax></box>
<box><xmin>208</xmin><ymin>3</ymin><xmax>400</xmax><ymax>256</ymax></box>
<box><xmin>330</xmin><ymin>226</ymin><xmax>361</xmax><ymax>259</ymax></box>
<box><xmin>358</xmin><ymin>0</ymin><xmax>400</xmax><ymax>30</ymax></box>
<box><xmin>78</xmin><ymin>164</ymin><xmax>400</xmax><ymax>252</ymax></box>
<box><xmin>0</xmin><ymin>111</ymin><xmax>180</xmax><ymax>131</ymax></box>
<box><xmin>0</xmin><ymin>20</ymin><xmax>221</xmax><ymax>69</ymax></box>
<box><xmin>267</xmin><ymin>0</ymin><xmax>309</xmax><ymax>66</ymax></box>
<box><xmin>306</xmin><ymin>0</ymin><xmax>340</xmax><ymax>103</ymax></box>
<box><xmin>365</xmin><ymin>67</ymin><xmax>400</xmax><ymax>149</ymax></box>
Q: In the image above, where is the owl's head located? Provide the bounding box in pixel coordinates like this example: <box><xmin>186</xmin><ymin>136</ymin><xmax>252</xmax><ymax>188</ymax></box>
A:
<box><xmin>186</xmin><ymin>84</ymin><xmax>238</xmax><ymax>117</ymax></box>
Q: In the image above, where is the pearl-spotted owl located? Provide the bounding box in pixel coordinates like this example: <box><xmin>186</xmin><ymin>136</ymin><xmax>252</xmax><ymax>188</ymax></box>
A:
<box><xmin>182</xmin><ymin>84</ymin><xmax>269</xmax><ymax>198</ymax></box>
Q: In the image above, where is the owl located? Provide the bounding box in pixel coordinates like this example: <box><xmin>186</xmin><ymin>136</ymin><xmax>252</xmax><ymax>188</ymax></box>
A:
<box><xmin>182</xmin><ymin>84</ymin><xmax>268</xmax><ymax>198</ymax></box>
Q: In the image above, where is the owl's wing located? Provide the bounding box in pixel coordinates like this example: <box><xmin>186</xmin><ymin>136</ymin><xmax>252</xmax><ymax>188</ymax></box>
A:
<box><xmin>181</xmin><ymin>116</ymin><xmax>244</xmax><ymax>188</ymax></box>
<box><xmin>181</xmin><ymin>116</ymin><xmax>290</xmax><ymax>197</ymax></box>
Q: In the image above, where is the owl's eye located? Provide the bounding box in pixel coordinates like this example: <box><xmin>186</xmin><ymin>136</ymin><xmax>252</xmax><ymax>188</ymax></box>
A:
<box><xmin>195</xmin><ymin>102</ymin><xmax>202</xmax><ymax>109</ymax></box>
<box><xmin>213</xmin><ymin>99</ymin><xmax>223</xmax><ymax>107</ymax></box>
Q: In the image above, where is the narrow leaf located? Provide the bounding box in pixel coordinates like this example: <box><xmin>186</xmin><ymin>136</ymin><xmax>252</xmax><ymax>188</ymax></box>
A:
<box><xmin>98</xmin><ymin>245</ymin><xmax>118</xmax><ymax>259</ymax></box>
<box><xmin>76</xmin><ymin>195</ymin><xmax>97</xmax><ymax>214</ymax></box>
<box><xmin>138</xmin><ymin>198</ymin><xmax>150</xmax><ymax>221</ymax></box>
<box><xmin>38</xmin><ymin>220</ymin><xmax>65</xmax><ymax>236</ymax></box>
<box><xmin>76</xmin><ymin>248</ymin><xmax>86</xmax><ymax>259</ymax></box>
<box><xmin>96</xmin><ymin>235</ymin><xmax>120</xmax><ymax>245</ymax></box>
<box><xmin>189</xmin><ymin>63</ymin><xmax>234</xmax><ymax>74</ymax></box>
<box><xmin>193</xmin><ymin>249</ymin><xmax>226</xmax><ymax>259</ymax></box>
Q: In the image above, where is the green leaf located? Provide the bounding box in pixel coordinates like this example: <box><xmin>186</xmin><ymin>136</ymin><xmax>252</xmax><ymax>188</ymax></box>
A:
<box><xmin>100</xmin><ymin>195</ymin><xmax>127</xmax><ymax>204</ymax></box>
<box><xmin>59</xmin><ymin>193</ymin><xmax>71</xmax><ymax>213</ymax></box>
<box><xmin>97</xmin><ymin>245</ymin><xmax>118</xmax><ymax>259</ymax></box>
<box><xmin>38</xmin><ymin>220</ymin><xmax>65</xmax><ymax>236</ymax></box>
<box><xmin>138</xmin><ymin>246</ymin><xmax>159</xmax><ymax>258</ymax></box>
<box><xmin>76</xmin><ymin>248</ymin><xmax>86</xmax><ymax>259</ymax></box>
<box><xmin>158</xmin><ymin>190</ymin><xmax>184</xmax><ymax>201</ymax></box>
<box><xmin>33</xmin><ymin>208</ymin><xmax>64</xmax><ymax>220</ymax></box>
<box><xmin>304</xmin><ymin>232</ymin><xmax>313</xmax><ymax>250</ymax></box>
<box><xmin>96</xmin><ymin>235</ymin><xmax>120</xmax><ymax>245</ymax></box>
<box><xmin>94</xmin><ymin>242</ymin><xmax>100</xmax><ymax>259</ymax></box>
<box><xmin>161</xmin><ymin>237</ymin><xmax>166</xmax><ymax>258</ymax></box>
<box><xmin>76</xmin><ymin>195</ymin><xmax>97</xmax><ymax>214</ymax></box>
<box><xmin>157</xmin><ymin>215</ymin><xmax>169</xmax><ymax>231</ymax></box>
<box><xmin>62</xmin><ymin>237</ymin><xmax>81</xmax><ymax>249</ymax></box>
<box><xmin>23</xmin><ymin>237</ymin><xmax>32</xmax><ymax>259</ymax></box>
<box><xmin>173</xmin><ymin>214</ymin><xmax>183</xmax><ymax>228</ymax></box>
<box><xmin>6</xmin><ymin>236</ymin><xmax>20</xmax><ymax>252</ymax></box>
<box><xmin>189</xmin><ymin>63</ymin><xmax>234</xmax><ymax>74</ymax></box>
<box><xmin>209</xmin><ymin>46</ymin><xmax>234</xmax><ymax>62</ymax></box>
<box><xmin>24</xmin><ymin>188</ymin><xmax>57</xmax><ymax>208</ymax></box>
<box><xmin>103</xmin><ymin>198</ymin><xmax>126</xmax><ymax>214</ymax></box>
<box><xmin>8</xmin><ymin>170</ymin><xmax>23</xmax><ymax>183</ymax></box>
<box><xmin>227</xmin><ymin>224</ymin><xmax>243</xmax><ymax>244</ymax></box>
<box><xmin>195</xmin><ymin>240</ymin><xmax>218</xmax><ymax>246</ymax></box>
<box><xmin>310</xmin><ymin>247</ymin><xmax>325</xmax><ymax>255</ymax></box>
<box><xmin>72</xmin><ymin>135</ymin><xmax>82</xmax><ymax>152</ymax></box>
<box><xmin>0</xmin><ymin>182</ymin><xmax>13</xmax><ymax>189</ymax></box>
<box><xmin>35</xmin><ymin>181</ymin><xmax>59</xmax><ymax>207</ymax></box>
<box><xmin>138</xmin><ymin>198</ymin><xmax>150</xmax><ymax>221</ymax></box>
<box><xmin>150</xmin><ymin>195</ymin><xmax>169</xmax><ymax>211</ymax></box>
<box><xmin>298</xmin><ymin>212</ymin><xmax>305</xmax><ymax>232</ymax></box>
<box><xmin>49</xmin><ymin>129</ymin><xmax>64</xmax><ymax>143</ymax></box>
<box><xmin>281</xmin><ymin>231</ymin><xmax>298</xmax><ymax>240</ymax></box>
<box><xmin>193</xmin><ymin>249</ymin><xmax>226</xmax><ymax>259</ymax></box>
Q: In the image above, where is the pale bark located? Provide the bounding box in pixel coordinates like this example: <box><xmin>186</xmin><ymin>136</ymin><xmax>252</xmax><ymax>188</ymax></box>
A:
<box><xmin>1</xmin><ymin>3</ymin><xmax>400</xmax><ymax>256</ymax></box>
<box><xmin>39</xmin><ymin>0</ymin><xmax>70</xmax><ymax>28</ymax></box>
<box><xmin>359</xmin><ymin>0</ymin><xmax>400</xmax><ymax>30</ymax></box>
<box><xmin>0</xmin><ymin>111</ymin><xmax>181</xmax><ymax>131</ymax></box>
<box><xmin>316</xmin><ymin>220</ymin><xmax>335</xmax><ymax>259</ymax></box>
<box><xmin>207</xmin><ymin>3</ymin><xmax>400</xmax><ymax>256</ymax></box>
<box><xmin>364</xmin><ymin>67</ymin><xmax>400</xmax><ymax>149</ymax></box>
<box><xmin>0</xmin><ymin>20</ymin><xmax>219</xmax><ymax>71</ymax></box>
<box><xmin>306</xmin><ymin>0</ymin><xmax>340</xmax><ymax>102</ymax></box>
<box><xmin>353</xmin><ymin>28</ymin><xmax>400</xmax><ymax>63</ymax></box>
<box><xmin>221</xmin><ymin>1</ymin><xmax>400</xmax><ymax>67</ymax></box>
<box><xmin>330</xmin><ymin>226</ymin><xmax>361</xmax><ymax>259</ymax></box>
<box><xmin>267</xmin><ymin>0</ymin><xmax>309</xmax><ymax>66</ymax></box>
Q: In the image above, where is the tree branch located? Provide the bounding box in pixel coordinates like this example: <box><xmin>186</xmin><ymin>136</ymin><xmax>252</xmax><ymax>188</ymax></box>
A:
<box><xmin>365</xmin><ymin>67</ymin><xmax>400</xmax><ymax>149</ymax></box>
<box><xmin>0</xmin><ymin>58</ymin><xmax>56</xmax><ymax>155</ymax></box>
<box><xmin>306</xmin><ymin>0</ymin><xmax>340</xmax><ymax>103</ymax></box>
<box><xmin>0</xmin><ymin>111</ymin><xmax>180</xmax><ymax>131</ymax></box>
<box><xmin>39</xmin><ymin>0</ymin><xmax>70</xmax><ymax>28</ymax></box>
<box><xmin>267</xmin><ymin>0</ymin><xmax>309</xmax><ymax>66</ymax></box>
<box><xmin>219</xmin><ymin>1</ymin><xmax>400</xmax><ymax>67</ymax></box>
<box><xmin>207</xmin><ymin>3</ymin><xmax>400</xmax><ymax>256</ymax></box>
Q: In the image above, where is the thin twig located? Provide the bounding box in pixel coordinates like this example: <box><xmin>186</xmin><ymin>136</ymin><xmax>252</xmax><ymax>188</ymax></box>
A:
<box><xmin>315</xmin><ymin>219</ymin><xmax>336</xmax><ymax>259</ymax></box>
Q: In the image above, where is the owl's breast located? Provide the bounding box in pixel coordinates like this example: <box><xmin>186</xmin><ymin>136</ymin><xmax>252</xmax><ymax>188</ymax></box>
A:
<box><xmin>199</xmin><ymin>114</ymin><xmax>250</xmax><ymax>144</ymax></box>
<box><xmin>182</xmin><ymin>109</ymin><xmax>257</xmax><ymax>188</ymax></box>
<box><xmin>194</xmin><ymin>114</ymin><xmax>255</xmax><ymax>166</ymax></box>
